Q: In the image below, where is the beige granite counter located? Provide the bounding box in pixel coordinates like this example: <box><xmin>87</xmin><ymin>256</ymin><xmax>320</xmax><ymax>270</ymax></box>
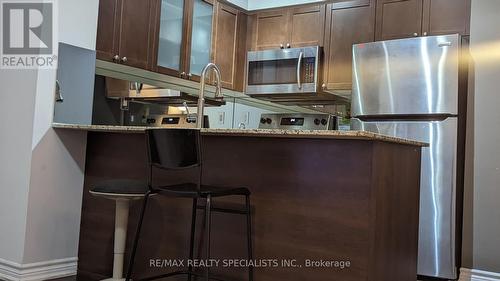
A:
<box><xmin>53</xmin><ymin>123</ymin><xmax>148</xmax><ymax>133</ymax></box>
<box><xmin>52</xmin><ymin>123</ymin><xmax>428</xmax><ymax>146</ymax></box>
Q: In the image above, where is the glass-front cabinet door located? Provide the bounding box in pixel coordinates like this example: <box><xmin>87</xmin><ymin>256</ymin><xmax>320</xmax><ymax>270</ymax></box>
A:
<box><xmin>189</xmin><ymin>0</ymin><xmax>213</xmax><ymax>78</ymax></box>
<box><xmin>157</xmin><ymin>0</ymin><xmax>186</xmax><ymax>76</ymax></box>
<box><xmin>156</xmin><ymin>0</ymin><xmax>214</xmax><ymax>81</ymax></box>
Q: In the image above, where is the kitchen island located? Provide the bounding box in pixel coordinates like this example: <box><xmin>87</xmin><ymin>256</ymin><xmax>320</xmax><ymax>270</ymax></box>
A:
<box><xmin>54</xmin><ymin>124</ymin><xmax>425</xmax><ymax>281</ymax></box>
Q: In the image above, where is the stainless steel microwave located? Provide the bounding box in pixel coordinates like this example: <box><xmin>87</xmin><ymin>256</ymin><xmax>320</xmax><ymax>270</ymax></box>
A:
<box><xmin>246</xmin><ymin>46</ymin><xmax>321</xmax><ymax>95</ymax></box>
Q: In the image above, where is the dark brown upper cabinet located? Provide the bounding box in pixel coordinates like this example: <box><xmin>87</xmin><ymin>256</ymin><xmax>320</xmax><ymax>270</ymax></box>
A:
<box><xmin>289</xmin><ymin>5</ymin><xmax>326</xmax><ymax>48</ymax></box>
<box><xmin>252</xmin><ymin>10</ymin><xmax>289</xmax><ymax>50</ymax></box>
<box><xmin>323</xmin><ymin>0</ymin><xmax>375</xmax><ymax>90</ymax></box>
<box><xmin>212</xmin><ymin>2</ymin><xmax>247</xmax><ymax>91</ymax></box>
<box><xmin>154</xmin><ymin>0</ymin><xmax>215</xmax><ymax>82</ymax></box>
<box><xmin>422</xmin><ymin>0</ymin><xmax>471</xmax><ymax>36</ymax></box>
<box><xmin>250</xmin><ymin>4</ymin><xmax>326</xmax><ymax>50</ymax></box>
<box><xmin>94</xmin><ymin>0</ymin><xmax>472</xmax><ymax>95</ymax></box>
<box><xmin>95</xmin><ymin>0</ymin><xmax>156</xmax><ymax>69</ymax></box>
<box><xmin>95</xmin><ymin>0</ymin><xmax>118</xmax><ymax>62</ymax></box>
<box><xmin>376</xmin><ymin>0</ymin><xmax>470</xmax><ymax>40</ymax></box>
<box><xmin>375</xmin><ymin>0</ymin><xmax>423</xmax><ymax>40</ymax></box>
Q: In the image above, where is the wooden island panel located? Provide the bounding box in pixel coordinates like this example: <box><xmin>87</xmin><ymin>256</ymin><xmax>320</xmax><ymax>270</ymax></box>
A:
<box><xmin>77</xmin><ymin>131</ymin><xmax>421</xmax><ymax>281</ymax></box>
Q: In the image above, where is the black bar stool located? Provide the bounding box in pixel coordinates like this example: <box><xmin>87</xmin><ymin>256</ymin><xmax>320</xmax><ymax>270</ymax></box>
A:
<box><xmin>123</xmin><ymin>128</ymin><xmax>253</xmax><ymax>281</ymax></box>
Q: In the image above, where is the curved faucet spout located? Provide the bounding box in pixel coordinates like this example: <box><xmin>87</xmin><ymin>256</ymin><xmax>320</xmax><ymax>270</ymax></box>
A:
<box><xmin>198</xmin><ymin>63</ymin><xmax>223</xmax><ymax>128</ymax></box>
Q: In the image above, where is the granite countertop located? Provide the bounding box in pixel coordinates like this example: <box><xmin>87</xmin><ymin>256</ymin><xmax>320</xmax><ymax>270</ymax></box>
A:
<box><xmin>52</xmin><ymin>123</ymin><xmax>428</xmax><ymax>147</ymax></box>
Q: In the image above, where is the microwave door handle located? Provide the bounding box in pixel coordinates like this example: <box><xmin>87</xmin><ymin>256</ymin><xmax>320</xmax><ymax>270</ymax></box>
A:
<box><xmin>297</xmin><ymin>51</ymin><xmax>303</xmax><ymax>89</ymax></box>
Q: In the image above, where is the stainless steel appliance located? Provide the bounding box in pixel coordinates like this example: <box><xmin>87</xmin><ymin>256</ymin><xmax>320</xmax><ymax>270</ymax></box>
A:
<box><xmin>105</xmin><ymin>77</ymin><xmax>225</xmax><ymax>107</ymax></box>
<box><xmin>131</xmin><ymin>114</ymin><xmax>209</xmax><ymax>128</ymax></box>
<box><xmin>258</xmin><ymin>113</ymin><xmax>338</xmax><ymax>130</ymax></box>
<box><xmin>246</xmin><ymin>46</ymin><xmax>349</xmax><ymax>104</ymax></box>
<box><xmin>351</xmin><ymin>34</ymin><xmax>468</xmax><ymax>280</ymax></box>
<box><xmin>247</xmin><ymin>46</ymin><xmax>321</xmax><ymax>95</ymax></box>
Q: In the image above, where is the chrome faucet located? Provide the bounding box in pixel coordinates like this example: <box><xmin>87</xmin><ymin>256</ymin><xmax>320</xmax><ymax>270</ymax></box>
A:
<box><xmin>183</xmin><ymin>101</ymin><xmax>197</xmax><ymax>123</ymax></box>
<box><xmin>197</xmin><ymin>63</ymin><xmax>223</xmax><ymax>128</ymax></box>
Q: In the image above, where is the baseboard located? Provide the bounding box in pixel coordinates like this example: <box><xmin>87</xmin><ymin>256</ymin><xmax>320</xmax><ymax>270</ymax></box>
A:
<box><xmin>459</xmin><ymin>268</ymin><xmax>500</xmax><ymax>281</ymax></box>
<box><xmin>0</xmin><ymin>257</ymin><xmax>77</xmax><ymax>281</ymax></box>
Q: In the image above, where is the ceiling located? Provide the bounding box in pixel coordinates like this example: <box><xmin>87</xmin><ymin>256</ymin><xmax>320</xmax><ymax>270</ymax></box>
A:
<box><xmin>227</xmin><ymin>0</ymin><xmax>324</xmax><ymax>11</ymax></box>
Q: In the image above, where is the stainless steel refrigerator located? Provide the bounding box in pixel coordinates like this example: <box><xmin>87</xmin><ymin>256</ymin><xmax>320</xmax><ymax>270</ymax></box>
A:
<box><xmin>351</xmin><ymin>34</ymin><xmax>468</xmax><ymax>280</ymax></box>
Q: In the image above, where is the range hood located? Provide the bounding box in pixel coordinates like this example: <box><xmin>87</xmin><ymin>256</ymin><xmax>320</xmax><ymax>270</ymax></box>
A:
<box><xmin>251</xmin><ymin>91</ymin><xmax>350</xmax><ymax>106</ymax></box>
<box><xmin>105</xmin><ymin>77</ymin><xmax>225</xmax><ymax>107</ymax></box>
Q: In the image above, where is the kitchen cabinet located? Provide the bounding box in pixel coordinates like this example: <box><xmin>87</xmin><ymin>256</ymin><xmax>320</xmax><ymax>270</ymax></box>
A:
<box><xmin>189</xmin><ymin>0</ymin><xmax>215</xmax><ymax>77</ymax></box>
<box><xmin>252</xmin><ymin>10</ymin><xmax>289</xmax><ymax>50</ymax></box>
<box><xmin>376</xmin><ymin>0</ymin><xmax>470</xmax><ymax>40</ymax></box>
<box><xmin>212</xmin><ymin>2</ymin><xmax>246</xmax><ymax>91</ymax></box>
<box><xmin>251</xmin><ymin>4</ymin><xmax>326</xmax><ymax>50</ymax></box>
<box><xmin>323</xmin><ymin>0</ymin><xmax>375</xmax><ymax>90</ymax></box>
<box><xmin>93</xmin><ymin>0</ymin><xmax>471</xmax><ymax>95</ymax></box>
<box><xmin>375</xmin><ymin>0</ymin><xmax>423</xmax><ymax>40</ymax></box>
<box><xmin>95</xmin><ymin>0</ymin><xmax>156</xmax><ymax>69</ymax></box>
<box><xmin>154</xmin><ymin>0</ymin><xmax>214</xmax><ymax>82</ymax></box>
<box><xmin>95</xmin><ymin>0</ymin><xmax>118</xmax><ymax>62</ymax></box>
<box><xmin>422</xmin><ymin>0</ymin><xmax>470</xmax><ymax>36</ymax></box>
<box><xmin>289</xmin><ymin>5</ymin><xmax>326</xmax><ymax>47</ymax></box>
<box><xmin>154</xmin><ymin>0</ymin><xmax>188</xmax><ymax>78</ymax></box>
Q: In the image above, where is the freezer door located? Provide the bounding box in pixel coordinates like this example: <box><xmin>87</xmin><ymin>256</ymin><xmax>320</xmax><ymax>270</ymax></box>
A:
<box><xmin>351</xmin><ymin>118</ymin><xmax>458</xmax><ymax>279</ymax></box>
<box><xmin>352</xmin><ymin>34</ymin><xmax>459</xmax><ymax>116</ymax></box>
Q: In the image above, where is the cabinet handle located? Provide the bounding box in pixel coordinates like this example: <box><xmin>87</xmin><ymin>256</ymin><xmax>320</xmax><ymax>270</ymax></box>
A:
<box><xmin>423</xmin><ymin>32</ymin><xmax>428</xmax><ymax>36</ymax></box>
<box><xmin>413</xmin><ymin>32</ymin><xmax>418</xmax><ymax>37</ymax></box>
<box><xmin>121</xmin><ymin>57</ymin><xmax>127</xmax><ymax>63</ymax></box>
<box><xmin>321</xmin><ymin>83</ymin><xmax>326</xmax><ymax>90</ymax></box>
<box><xmin>113</xmin><ymin>55</ymin><xmax>120</xmax><ymax>62</ymax></box>
<box><xmin>280</xmin><ymin>43</ymin><xmax>284</xmax><ymax>49</ymax></box>
<box><xmin>286</xmin><ymin>43</ymin><xmax>291</xmax><ymax>48</ymax></box>
<box><xmin>187</xmin><ymin>73</ymin><xmax>193</xmax><ymax>79</ymax></box>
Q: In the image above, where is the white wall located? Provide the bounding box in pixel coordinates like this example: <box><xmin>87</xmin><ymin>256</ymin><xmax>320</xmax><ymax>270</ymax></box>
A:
<box><xmin>468</xmin><ymin>0</ymin><xmax>500</xmax><ymax>273</ymax></box>
<box><xmin>0</xmin><ymin>70</ymin><xmax>38</xmax><ymax>264</ymax></box>
<box><xmin>0</xmin><ymin>0</ymin><xmax>99</xmax><ymax>275</ymax></box>
<box><xmin>58</xmin><ymin>0</ymin><xmax>99</xmax><ymax>50</ymax></box>
<box><xmin>21</xmin><ymin>0</ymin><xmax>99</xmax><ymax>265</ymax></box>
<box><xmin>23</xmin><ymin>128</ymin><xmax>87</xmax><ymax>264</ymax></box>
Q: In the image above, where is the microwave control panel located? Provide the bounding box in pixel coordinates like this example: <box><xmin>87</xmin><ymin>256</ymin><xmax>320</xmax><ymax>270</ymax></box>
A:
<box><xmin>303</xmin><ymin>57</ymin><xmax>316</xmax><ymax>83</ymax></box>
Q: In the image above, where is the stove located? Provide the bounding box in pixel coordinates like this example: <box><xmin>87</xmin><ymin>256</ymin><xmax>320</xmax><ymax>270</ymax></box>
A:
<box><xmin>135</xmin><ymin>114</ymin><xmax>209</xmax><ymax>128</ymax></box>
<box><xmin>258</xmin><ymin>113</ymin><xmax>338</xmax><ymax>130</ymax></box>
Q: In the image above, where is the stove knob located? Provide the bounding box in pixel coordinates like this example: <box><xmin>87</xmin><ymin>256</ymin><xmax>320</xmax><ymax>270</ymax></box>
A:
<box><xmin>314</xmin><ymin>118</ymin><xmax>320</xmax><ymax>125</ymax></box>
<box><xmin>260</xmin><ymin>118</ymin><xmax>267</xmax><ymax>124</ymax></box>
<box><xmin>321</xmin><ymin>119</ymin><xmax>328</xmax><ymax>125</ymax></box>
<box><xmin>266</xmin><ymin>118</ymin><xmax>272</xmax><ymax>124</ymax></box>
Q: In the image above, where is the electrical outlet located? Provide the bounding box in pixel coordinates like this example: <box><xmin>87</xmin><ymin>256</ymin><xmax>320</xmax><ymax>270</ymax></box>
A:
<box><xmin>243</xmin><ymin>111</ymin><xmax>250</xmax><ymax>124</ymax></box>
<box><xmin>218</xmin><ymin>112</ymin><xmax>225</xmax><ymax>125</ymax></box>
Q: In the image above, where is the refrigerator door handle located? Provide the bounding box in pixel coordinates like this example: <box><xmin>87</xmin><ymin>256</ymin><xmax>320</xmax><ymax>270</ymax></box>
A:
<box><xmin>438</xmin><ymin>42</ymin><xmax>453</xmax><ymax>47</ymax></box>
